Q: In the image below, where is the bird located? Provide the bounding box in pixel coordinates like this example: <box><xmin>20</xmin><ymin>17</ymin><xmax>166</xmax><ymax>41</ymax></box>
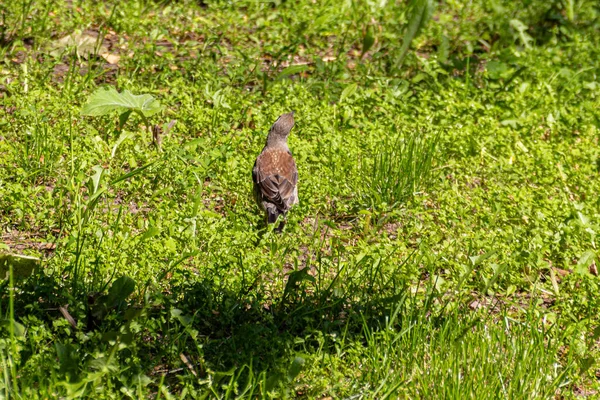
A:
<box><xmin>252</xmin><ymin>112</ymin><xmax>298</xmax><ymax>231</ymax></box>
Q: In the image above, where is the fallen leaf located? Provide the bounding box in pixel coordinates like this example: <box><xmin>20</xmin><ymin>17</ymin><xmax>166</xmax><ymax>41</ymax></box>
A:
<box><xmin>180</xmin><ymin>353</ymin><xmax>197</xmax><ymax>376</ymax></box>
<box><xmin>552</xmin><ymin>267</ymin><xmax>571</xmax><ymax>280</ymax></box>
<box><xmin>590</xmin><ymin>262</ymin><xmax>598</xmax><ymax>276</ymax></box>
<box><xmin>59</xmin><ymin>305</ymin><xmax>78</xmax><ymax>330</ymax></box>
<box><xmin>101</xmin><ymin>52</ymin><xmax>120</xmax><ymax>64</ymax></box>
<box><xmin>469</xmin><ymin>300</ymin><xmax>481</xmax><ymax>310</ymax></box>
<box><xmin>49</xmin><ymin>30</ymin><xmax>107</xmax><ymax>59</ymax></box>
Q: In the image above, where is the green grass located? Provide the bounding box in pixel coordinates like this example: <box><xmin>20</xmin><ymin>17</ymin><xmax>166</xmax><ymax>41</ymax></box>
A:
<box><xmin>367</xmin><ymin>128</ymin><xmax>438</xmax><ymax>206</ymax></box>
<box><xmin>1</xmin><ymin>0</ymin><xmax>600</xmax><ymax>398</ymax></box>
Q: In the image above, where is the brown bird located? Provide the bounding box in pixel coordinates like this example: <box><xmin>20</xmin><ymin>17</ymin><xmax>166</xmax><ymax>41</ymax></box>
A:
<box><xmin>253</xmin><ymin>112</ymin><xmax>298</xmax><ymax>230</ymax></box>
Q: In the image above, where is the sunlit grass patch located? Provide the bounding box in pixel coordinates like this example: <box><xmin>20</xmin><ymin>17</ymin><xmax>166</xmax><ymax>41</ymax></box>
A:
<box><xmin>366</xmin><ymin>128</ymin><xmax>439</xmax><ymax>207</ymax></box>
<box><xmin>1</xmin><ymin>0</ymin><xmax>600</xmax><ymax>397</ymax></box>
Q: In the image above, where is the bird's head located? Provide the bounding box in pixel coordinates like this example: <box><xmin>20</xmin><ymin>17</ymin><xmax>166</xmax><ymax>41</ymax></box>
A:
<box><xmin>269</xmin><ymin>112</ymin><xmax>295</xmax><ymax>140</ymax></box>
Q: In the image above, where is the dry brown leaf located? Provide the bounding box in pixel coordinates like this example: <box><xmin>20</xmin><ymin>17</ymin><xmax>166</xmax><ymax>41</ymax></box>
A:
<box><xmin>50</xmin><ymin>30</ymin><xmax>108</xmax><ymax>58</ymax></box>
<box><xmin>589</xmin><ymin>262</ymin><xmax>598</xmax><ymax>276</ymax></box>
<box><xmin>179</xmin><ymin>353</ymin><xmax>197</xmax><ymax>376</ymax></box>
<box><xmin>59</xmin><ymin>305</ymin><xmax>78</xmax><ymax>330</ymax></box>
<box><xmin>101</xmin><ymin>52</ymin><xmax>120</xmax><ymax>65</ymax></box>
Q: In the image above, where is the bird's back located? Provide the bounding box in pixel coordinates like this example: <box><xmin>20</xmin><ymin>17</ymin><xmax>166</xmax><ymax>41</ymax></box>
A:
<box><xmin>253</xmin><ymin>145</ymin><xmax>298</xmax><ymax>213</ymax></box>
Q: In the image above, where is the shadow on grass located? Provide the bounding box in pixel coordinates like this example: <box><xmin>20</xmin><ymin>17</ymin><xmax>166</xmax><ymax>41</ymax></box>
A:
<box><xmin>163</xmin><ymin>268</ymin><xmax>408</xmax><ymax>376</ymax></box>
<box><xmin>2</xmin><ymin>265</ymin><xmax>575</xmax><ymax>398</ymax></box>
<box><xmin>3</xmin><ymin>265</ymin><xmax>414</xmax><ymax>389</ymax></box>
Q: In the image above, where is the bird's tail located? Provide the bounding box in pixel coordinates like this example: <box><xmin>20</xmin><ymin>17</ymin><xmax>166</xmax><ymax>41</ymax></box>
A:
<box><xmin>266</xmin><ymin>205</ymin><xmax>286</xmax><ymax>231</ymax></box>
<box><xmin>266</xmin><ymin>205</ymin><xmax>280</xmax><ymax>224</ymax></box>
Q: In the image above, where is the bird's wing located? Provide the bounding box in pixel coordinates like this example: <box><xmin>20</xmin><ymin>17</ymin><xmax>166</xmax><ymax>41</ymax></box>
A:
<box><xmin>254</xmin><ymin>148</ymin><xmax>298</xmax><ymax>212</ymax></box>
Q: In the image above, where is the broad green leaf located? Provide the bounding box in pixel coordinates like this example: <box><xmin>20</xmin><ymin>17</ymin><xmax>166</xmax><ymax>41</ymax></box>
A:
<box><xmin>469</xmin><ymin>250</ymin><xmax>497</xmax><ymax>266</ymax></box>
<box><xmin>110</xmin><ymin>160</ymin><xmax>157</xmax><ymax>185</ymax></box>
<box><xmin>111</xmin><ymin>131</ymin><xmax>136</xmax><ymax>158</ymax></box>
<box><xmin>277</xmin><ymin>64</ymin><xmax>308</xmax><ymax>80</ymax></box>
<box><xmin>438</xmin><ymin>34</ymin><xmax>449</xmax><ymax>63</ymax></box>
<box><xmin>483</xmin><ymin>263</ymin><xmax>507</xmax><ymax>293</ymax></box>
<box><xmin>340</xmin><ymin>83</ymin><xmax>358</xmax><ymax>103</ymax></box>
<box><xmin>0</xmin><ymin>253</ymin><xmax>40</xmax><ymax>280</ymax></box>
<box><xmin>579</xmin><ymin>356</ymin><xmax>595</xmax><ymax>375</ymax></box>
<box><xmin>118</xmin><ymin>110</ymin><xmax>133</xmax><ymax>129</ymax></box>
<box><xmin>397</xmin><ymin>0</ymin><xmax>435</xmax><ymax>67</ymax></box>
<box><xmin>81</xmin><ymin>87</ymin><xmax>162</xmax><ymax>117</ymax></box>
<box><xmin>139</xmin><ymin>226</ymin><xmax>160</xmax><ymax>242</ymax></box>
<box><xmin>516</xmin><ymin>141</ymin><xmax>529</xmax><ymax>153</ymax></box>
<box><xmin>287</xmin><ymin>356</ymin><xmax>305</xmax><ymax>381</ymax></box>
<box><xmin>0</xmin><ymin>318</ymin><xmax>26</xmax><ymax>337</ymax></box>
<box><xmin>509</xmin><ymin>19</ymin><xmax>533</xmax><ymax>49</ymax></box>
<box><xmin>486</xmin><ymin>61</ymin><xmax>509</xmax><ymax>79</ymax></box>
<box><xmin>199</xmin><ymin>209</ymin><xmax>224</xmax><ymax>219</ymax></box>
<box><xmin>104</xmin><ymin>276</ymin><xmax>136</xmax><ymax>308</ymax></box>
<box><xmin>90</xmin><ymin>165</ymin><xmax>105</xmax><ymax>195</ymax></box>
<box><xmin>170</xmin><ymin>308</ymin><xmax>192</xmax><ymax>327</ymax></box>
<box><xmin>575</xmin><ymin>250</ymin><xmax>595</xmax><ymax>275</ymax></box>
<box><xmin>284</xmin><ymin>269</ymin><xmax>316</xmax><ymax>295</ymax></box>
<box><xmin>55</xmin><ymin>342</ymin><xmax>80</xmax><ymax>378</ymax></box>
<box><xmin>361</xmin><ymin>24</ymin><xmax>375</xmax><ymax>58</ymax></box>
